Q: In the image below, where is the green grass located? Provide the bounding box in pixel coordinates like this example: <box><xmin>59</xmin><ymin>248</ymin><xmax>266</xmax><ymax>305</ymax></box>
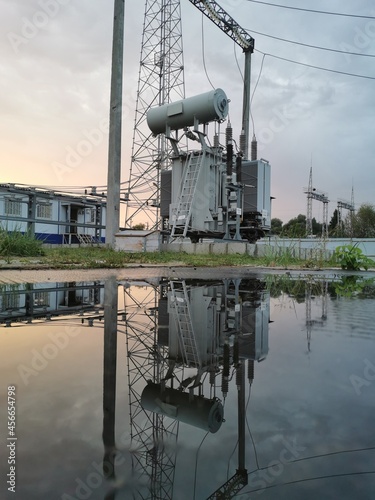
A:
<box><xmin>0</xmin><ymin>245</ymin><xmax>337</xmax><ymax>269</ymax></box>
<box><xmin>43</xmin><ymin>247</ymin><xmax>260</xmax><ymax>268</ymax></box>
<box><xmin>0</xmin><ymin>227</ymin><xmax>45</xmax><ymax>262</ymax></box>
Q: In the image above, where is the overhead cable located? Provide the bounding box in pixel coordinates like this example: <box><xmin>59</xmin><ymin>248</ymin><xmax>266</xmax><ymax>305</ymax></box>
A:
<box><xmin>201</xmin><ymin>13</ymin><xmax>216</xmax><ymax>90</ymax></box>
<box><xmin>247</xmin><ymin>28</ymin><xmax>375</xmax><ymax>58</ymax></box>
<box><xmin>243</xmin><ymin>470</ymin><xmax>375</xmax><ymax>495</ymax></box>
<box><xmin>245</xmin><ymin>0</ymin><xmax>375</xmax><ymax>20</ymax></box>
<box><xmin>255</xmin><ymin>49</ymin><xmax>375</xmax><ymax>80</ymax></box>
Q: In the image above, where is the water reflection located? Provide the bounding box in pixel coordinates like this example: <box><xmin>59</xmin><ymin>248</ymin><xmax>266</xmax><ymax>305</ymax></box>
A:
<box><xmin>122</xmin><ymin>278</ymin><xmax>270</xmax><ymax>498</ymax></box>
<box><xmin>103</xmin><ymin>276</ymin><xmax>118</xmax><ymax>499</ymax></box>
<box><xmin>0</xmin><ymin>274</ymin><xmax>375</xmax><ymax>499</ymax></box>
<box><xmin>0</xmin><ymin>281</ymin><xmax>103</xmax><ymax>325</ymax></box>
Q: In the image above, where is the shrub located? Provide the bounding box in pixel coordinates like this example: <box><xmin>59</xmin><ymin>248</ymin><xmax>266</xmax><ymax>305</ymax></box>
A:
<box><xmin>333</xmin><ymin>244</ymin><xmax>373</xmax><ymax>271</ymax></box>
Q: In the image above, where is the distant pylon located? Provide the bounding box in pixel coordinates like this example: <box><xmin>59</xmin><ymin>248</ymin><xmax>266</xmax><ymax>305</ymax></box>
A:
<box><xmin>306</xmin><ymin>167</ymin><xmax>313</xmax><ymax>236</ymax></box>
<box><xmin>337</xmin><ymin>187</ymin><xmax>355</xmax><ymax>236</ymax></box>
<box><xmin>350</xmin><ymin>185</ymin><xmax>355</xmax><ymax>237</ymax></box>
<box><xmin>124</xmin><ymin>0</ymin><xmax>185</xmax><ymax>229</ymax></box>
<box><xmin>304</xmin><ymin>166</ymin><xmax>329</xmax><ymax>237</ymax></box>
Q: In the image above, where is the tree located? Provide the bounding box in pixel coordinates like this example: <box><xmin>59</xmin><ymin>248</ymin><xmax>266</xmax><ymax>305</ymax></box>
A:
<box><xmin>132</xmin><ymin>223</ymin><xmax>146</xmax><ymax>230</ymax></box>
<box><xmin>271</xmin><ymin>218</ymin><xmax>283</xmax><ymax>235</ymax></box>
<box><xmin>350</xmin><ymin>204</ymin><xmax>375</xmax><ymax>238</ymax></box>
<box><xmin>312</xmin><ymin>217</ymin><xmax>323</xmax><ymax>236</ymax></box>
<box><xmin>329</xmin><ymin>209</ymin><xmax>339</xmax><ymax>236</ymax></box>
<box><xmin>282</xmin><ymin>214</ymin><xmax>306</xmax><ymax>237</ymax></box>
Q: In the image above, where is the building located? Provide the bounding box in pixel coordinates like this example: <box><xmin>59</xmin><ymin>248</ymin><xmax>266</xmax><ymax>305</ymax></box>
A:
<box><xmin>0</xmin><ymin>184</ymin><xmax>106</xmax><ymax>244</ymax></box>
<box><xmin>0</xmin><ymin>281</ymin><xmax>104</xmax><ymax>325</ymax></box>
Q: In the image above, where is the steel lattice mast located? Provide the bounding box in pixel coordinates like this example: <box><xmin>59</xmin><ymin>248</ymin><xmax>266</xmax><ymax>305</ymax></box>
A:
<box><xmin>123</xmin><ymin>282</ymin><xmax>179</xmax><ymax>499</ymax></box>
<box><xmin>124</xmin><ymin>0</ymin><xmax>185</xmax><ymax>229</ymax></box>
<box><xmin>337</xmin><ymin>189</ymin><xmax>355</xmax><ymax>236</ymax></box>
<box><xmin>304</xmin><ymin>166</ymin><xmax>329</xmax><ymax>237</ymax></box>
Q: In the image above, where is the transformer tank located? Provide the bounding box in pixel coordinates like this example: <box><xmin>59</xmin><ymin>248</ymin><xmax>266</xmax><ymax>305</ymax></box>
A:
<box><xmin>149</xmin><ymin>89</ymin><xmax>271</xmax><ymax>243</ymax></box>
<box><xmin>160</xmin><ymin>158</ymin><xmax>271</xmax><ymax>243</ymax></box>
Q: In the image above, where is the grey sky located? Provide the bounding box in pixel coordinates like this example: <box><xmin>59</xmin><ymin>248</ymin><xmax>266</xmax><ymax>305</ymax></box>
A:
<box><xmin>1</xmin><ymin>0</ymin><xmax>374</xmax><ymax>223</ymax></box>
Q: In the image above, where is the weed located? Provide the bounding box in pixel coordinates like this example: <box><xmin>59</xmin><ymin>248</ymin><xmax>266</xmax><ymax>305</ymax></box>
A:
<box><xmin>333</xmin><ymin>275</ymin><xmax>375</xmax><ymax>297</ymax></box>
<box><xmin>43</xmin><ymin>248</ymin><xmax>259</xmax><ymax>269</ymax></box>
<box><xmin>2</xmin><ymin>243</ymin><xmax>361</xmax><ymax>271</ymax></box>
<box><xmin>333</xmin><ymin>244</ymin><xmax>373</xmax><ymax>271</ymax></box>
<box><xmin>259</xmin><ymin>246</ymin><xmax>302</xmax><ymax>269</ymax></box>
<box><xmin>0</xmin><ymin>226</ymin><xmax>45</xmax><ymax>262</ymax></box>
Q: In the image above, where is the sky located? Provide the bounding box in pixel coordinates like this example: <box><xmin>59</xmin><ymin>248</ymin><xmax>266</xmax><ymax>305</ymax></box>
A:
<box><xmin>1</xmin><ymin>0</ymin><xmax>375</xmax><ymax>224</ymax></box>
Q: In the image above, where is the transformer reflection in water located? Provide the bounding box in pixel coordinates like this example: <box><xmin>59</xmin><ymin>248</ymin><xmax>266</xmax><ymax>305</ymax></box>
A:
<box><xmin>124</xmin><ymin>278</ymin><xmax>270</xmax><ymax>499</ymax></box>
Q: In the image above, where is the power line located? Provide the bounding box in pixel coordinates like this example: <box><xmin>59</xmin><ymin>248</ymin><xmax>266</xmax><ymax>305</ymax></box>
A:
<box><xmin>250</xmin><ymin>53</ymin><xmax>266</xmax><ymax>134</ymax></box>
<box><xmin>245</xmin><ymin>0</ymin><xmax>375</xmax><ymax>20</ymax></box>
<box><xmin>193</xmin><ymin>431</ymin><xmax>210</xmax><ymax>500</ymax></box>
<box><xmin>247</xmin><ymin>28</ymin><xmax>375</xmax><ymax>58</ymax></box>
<box><xmin>201</xmin><ymin>13</ymin><xmax>216</xmax><ymax>90</ymax></box>
<box><xmin>233</xmin><ymin>42</ymin><xmax>244</xmax><ymax>81</ymax></box>
<box><xmin>255</xmin><ymin>49</ymin><xmax>375</xmax><ymax>80</ymax></box>
<box><xmin>201</xmin><ymin>11</ymin><xmax>375</xmax><ymax>84</ymax></box>
<box><xmin>248</xmin><ymin>445</ymin><xmax>375</xmax><ymax>475</ymax></box>
<box><xmin>245</xmin><ymin>385</ymin><xmax>260</xmax><ymax>470</ymax></box>
<box><xmin>242</xmin><ymin>471</ymin><xmax>375</xmax><ymax>495</ymax></box>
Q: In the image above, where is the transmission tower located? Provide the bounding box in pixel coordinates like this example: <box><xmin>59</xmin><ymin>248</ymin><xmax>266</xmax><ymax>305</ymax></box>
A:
<box><xmin>124</xmin><ymin>0</ymin><xmax>185</xmax><ymax>229</ymax></box>
<box><xmin>123</xmin><ymin>281</ymin><xmax>179</xmax><ymax>499</ymax></box>
<box><xmin>337</xmin><ymin>186</ymin><xmax>355</xmax><ymax>236</ymax></box>
<box><xmin>304</xmin><ymin>167</ymin><xmax>329</xmax><ymax>237</ymax></box>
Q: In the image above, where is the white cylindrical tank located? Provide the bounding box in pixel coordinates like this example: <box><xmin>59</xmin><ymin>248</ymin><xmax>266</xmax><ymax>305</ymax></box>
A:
<box><xmin>141</xmin><ymin>382</ymin><xmax>224</xmax><ymax>433</ymax></box>
<box><xmin>147</xmin><ymin>88</ymin><xmax>228</xmax><ymax>135</ymax></box>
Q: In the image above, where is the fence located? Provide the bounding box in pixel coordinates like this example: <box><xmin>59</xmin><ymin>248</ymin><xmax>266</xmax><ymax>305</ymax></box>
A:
<box><xmin>161</xmin><ymin>237</ymin><xmax>375</xmax><ymax>260</ymax></box>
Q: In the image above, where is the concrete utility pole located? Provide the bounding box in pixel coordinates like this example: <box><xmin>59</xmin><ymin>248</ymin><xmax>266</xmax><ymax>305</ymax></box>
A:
<box><xmin>106</xmin><ymin>0</ymin><xmax>125</xmax><ymax>248</ymax></box>
<box><xmin>242</xmin><ymin>49</ymin><xmax>252</xmax><ymax>160</ymax></box>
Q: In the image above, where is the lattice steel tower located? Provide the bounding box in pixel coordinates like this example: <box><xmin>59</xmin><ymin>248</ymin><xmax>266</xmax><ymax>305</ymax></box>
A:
<box><xmin>337</xmin><ymin>186</ymin><xmax>355</xmax><ymax>236</ymax></box>
<box><xmin>305</xmin><ymin>166</ymin><xmax>329</xmax><ymax>237</ymax></box>
<box><xmin>124</xmin><ymin>0</ymin><xmax>185</xmax><ymax>229</ymax></box>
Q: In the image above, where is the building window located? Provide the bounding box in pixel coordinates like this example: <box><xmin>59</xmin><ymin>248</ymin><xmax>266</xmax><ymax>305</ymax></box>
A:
<box><xmin>34</xmin><ymin>291</ymin><xmax>49</xmax><ymax>307</ymax></box>
<box><xmin>4</xmin><ymin>199</ymin><xmax>22</xmax><ymax>216</ymax></box>
<box><xmin>36</xmin><ymin>203</ymin><xmax>52</xmax><ymax>219</ymax></box>
<box><xmin>90</xmin><ymin>209</ymin><xmax>96</xmax><ymax>224</ymax></box>
<box><xmin>1</xmin><ymin>293</ymin><xmax>20</xmax><ymax>312</ymax></box>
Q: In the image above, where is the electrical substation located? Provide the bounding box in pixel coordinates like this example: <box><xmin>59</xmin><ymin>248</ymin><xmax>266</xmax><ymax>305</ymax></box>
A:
<box><xmin>124</xmin><ymin>0</ymin><xmax>272</xmax><ymax>245</ymax></box>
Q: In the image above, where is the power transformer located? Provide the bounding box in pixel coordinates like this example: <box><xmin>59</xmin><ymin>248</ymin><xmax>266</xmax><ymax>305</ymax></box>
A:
<box><xmin>148</xmin><ymin>89</ymin><xmax>271</xmax><ymax>243</ymax></box>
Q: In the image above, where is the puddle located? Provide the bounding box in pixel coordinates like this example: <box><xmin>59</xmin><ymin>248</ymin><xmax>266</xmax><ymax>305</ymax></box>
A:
<box><xmin>1</xmin><ymin>274</ymin><xmax>375</xmax><ymax>499</ymax></box>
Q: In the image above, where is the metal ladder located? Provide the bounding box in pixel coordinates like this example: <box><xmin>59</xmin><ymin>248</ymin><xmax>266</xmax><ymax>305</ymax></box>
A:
<box><xmin>171</xmin><ymin>152</ymin><xmax>204</xmax><ymax>238</ymax></box>
<box><xmin>76</xmin><ymin>233</ymin><xmax>93</xmax><ymax>245</ymax></box>
<box><xmin>170</xmin><ymin>281</ymin><xmax>201</xmax><ymax>368</ymax></box>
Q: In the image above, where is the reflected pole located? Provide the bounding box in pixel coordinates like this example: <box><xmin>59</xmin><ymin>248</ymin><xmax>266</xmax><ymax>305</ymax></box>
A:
<box><xmin>103</xmin><ymin>276</ymin><xmax>119</xmax><ymax>484</ymax></box>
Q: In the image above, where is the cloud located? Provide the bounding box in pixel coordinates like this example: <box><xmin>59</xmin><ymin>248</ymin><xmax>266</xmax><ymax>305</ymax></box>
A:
<box><xmin>0</xmin><ymin>0</ymin><xmax>374</xmax><ymax>219</ymax></box>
